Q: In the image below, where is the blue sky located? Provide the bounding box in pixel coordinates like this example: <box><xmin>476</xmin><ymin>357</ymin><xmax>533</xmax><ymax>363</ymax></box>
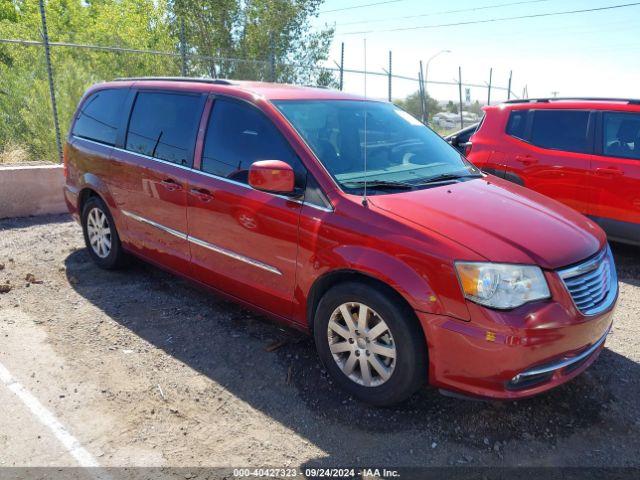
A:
<box><xmin>311</xmin><ymin>0</ymin><xmax>640</xmax><ymax>102</ymax></box>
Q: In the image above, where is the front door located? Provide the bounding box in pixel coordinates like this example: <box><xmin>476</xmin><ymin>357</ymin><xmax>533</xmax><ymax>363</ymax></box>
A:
<box><xmin>187</xmin><ymin>97</ymin><xmax>305</xmax><ymax>318</ymax></box>
<box><xmin>589</xmin><ymin>111</ymin><xmax>640</xmax><ymax>241</ymax></box>
<box><xmin>109</xmin><ymin>90</ymin><xmax>206</xmax><ymax>275</ymax></box>
<box><xmin>505</xmin><ymin>109</ymin><xmax>594</xmax><ymax>215</ymax></box>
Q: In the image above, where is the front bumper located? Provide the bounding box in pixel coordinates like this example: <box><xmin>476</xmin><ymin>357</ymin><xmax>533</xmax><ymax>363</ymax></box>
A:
<box><xmin>417</xmin><ymin>298</ymin><xmax>615</xmax><ymax>399</ymax></box>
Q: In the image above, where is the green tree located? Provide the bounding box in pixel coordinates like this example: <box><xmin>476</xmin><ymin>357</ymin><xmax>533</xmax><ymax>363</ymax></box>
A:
<box><xmin>446</xmin><ymin>100</ymin><xmax>458</xmax><ymax>114</ymax></box>
<box><xmin>0</xmin><ymin>0</ymin><xmax>178</xmax><ymax>162</ymax></box>
<box><xmin>393</xmin><ymin>90</ymin><xmax>441</xmax><ymax>122</ymax></box>
<box><xmin>470</xmin><ymin>100</ymin><xmax>482</xmax><ymax>116</ymax></box>
<box><xmin>0</xmin><ymin>0</ymin><xmax>336</xmax><ymax>162</ymax></box>
<box><xmin>172</xmin><ymin>0</ymin><xmax>335</xmax><ymax>85</ymax></box>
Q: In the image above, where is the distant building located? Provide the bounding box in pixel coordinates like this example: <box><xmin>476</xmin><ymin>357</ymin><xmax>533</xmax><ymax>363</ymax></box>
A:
<box><xmin>432</xmin><ymin>111</ymin><xmax>479</xmax><ymax>129</ymax></box>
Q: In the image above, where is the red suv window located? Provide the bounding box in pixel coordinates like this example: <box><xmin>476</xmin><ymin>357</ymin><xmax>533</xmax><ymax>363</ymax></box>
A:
<box><xmin>602</xmin><ymin>112</ymin><xmax>640</xmax><ymax>160</ymax></box>
<box><xmin>530</xmin><ymin>110</ymin><xmax>592</xmax><ymax>153</ymax></box>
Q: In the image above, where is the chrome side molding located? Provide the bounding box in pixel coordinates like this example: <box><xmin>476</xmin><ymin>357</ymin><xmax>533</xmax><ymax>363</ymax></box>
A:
<box><xmin>121</xmin><ymin>210</ymin><xmax>282</xmax><ymax>275</ymax></box>
<box><xmin>121</xmin><ymin>210</ymin><xmax>187</xmax><ymax>240</ymax></box>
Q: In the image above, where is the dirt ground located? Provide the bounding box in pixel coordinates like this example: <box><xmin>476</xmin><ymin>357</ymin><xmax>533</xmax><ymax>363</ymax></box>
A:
<box><xmin>0</xmin><ymin>214</ymin><xmax>639</xmax><ymax>470</ymax></box>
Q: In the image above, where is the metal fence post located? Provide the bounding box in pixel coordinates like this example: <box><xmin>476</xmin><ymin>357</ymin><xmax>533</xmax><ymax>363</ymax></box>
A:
<box><xmin>180</xmin><ymin>17</ymin><xmax>187</xmax><ymax>77</ymax></box>
<box><xmin>487</xmin><ymin>67</ymin><xmax>493</xmax><ymax>106</ymax></box>
<box><xmin>458</xmin><ymin>66</ymin><xmax>464</xmax><ymax>129</ymax></box>
<box><xmin>269</xmin><ymin>33</ymin><xmax>276</xmax><ymax>82</ymax></box>
<box><xmin>418</xmin><ymin>62</ymin><xmax>426</xmax><ymax>124</ymax></box>
<box><xmin>388</xmin><ymin>50</ymin><xmax>392</xmax><ymax>102</ymax></box>
<box><xmin>339</xmin><ymin>42</ymin><xmax>344</xmax><ymax>91</ymax></box>
<box><xmin>421</xmin><ymin>60</ymin><xmax>430</xmax><ymax>125</ymax></box>
<box><xmin>38</xmin><ymin>0</ymin><xmax>63</xmax><ymax>164</ymax></box>
<box><xmin>507</xmin><ymin>70</ymin><xmax>513</xmax><ymax>100</ymax></box>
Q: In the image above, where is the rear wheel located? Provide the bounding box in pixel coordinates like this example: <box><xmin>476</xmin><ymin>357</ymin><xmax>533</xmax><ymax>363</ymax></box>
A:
<box><xmin>81</xmin><ymin>196</ymin><xmax>127</xmax><ymax>269</ymax></box>
<box><xmin>313</xmin><ymin>282</ymin><xmax>427</xmax><ymax>406</ymax></box>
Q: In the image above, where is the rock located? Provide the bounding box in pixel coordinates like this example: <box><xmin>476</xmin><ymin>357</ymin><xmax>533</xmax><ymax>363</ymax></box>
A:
<box><xmin>0</xmin><ymin>284</ymin><xmax>12</xmax><ymax>294</ymax></box>
<box><xmin>25</xmin><ymin>273</ymin><xmax>43</xmax><ymax>284</ymax></box>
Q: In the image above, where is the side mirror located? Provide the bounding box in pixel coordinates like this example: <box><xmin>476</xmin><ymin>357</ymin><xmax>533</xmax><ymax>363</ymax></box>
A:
<box><xmin>248</xmin><ymin>160</ymin><xmax>295</xmax><ymax>195</ymax></box>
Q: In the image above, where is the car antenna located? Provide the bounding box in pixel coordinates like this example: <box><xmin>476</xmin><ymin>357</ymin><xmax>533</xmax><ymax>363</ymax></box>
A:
<box><xmin>362</xmin><ymin>38</ymin><xmax>369</xmax><ymax>208</ymax></box>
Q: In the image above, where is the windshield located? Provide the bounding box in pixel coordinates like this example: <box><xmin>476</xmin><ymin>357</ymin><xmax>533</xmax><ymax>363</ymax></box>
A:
<box><xmin>274</xmin><ymin>100</ymin><xmax>480</xmax><ymax>194</ymax></box>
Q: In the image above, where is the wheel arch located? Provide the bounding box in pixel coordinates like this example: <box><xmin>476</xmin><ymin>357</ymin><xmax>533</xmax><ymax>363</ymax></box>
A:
<box><xmin>306</xmin><ymin>269</ymin><xmax>420</xmax><ymax>335</ymax></box>
<box><xmin>77</xmin><ymin>173</ymin><xmax>117</xmax><ymax>213</ymax></box>
<box><xmin>78</xmin><ymin>187</ymin><xmax>100</xmax><ymax>214</ymax></box>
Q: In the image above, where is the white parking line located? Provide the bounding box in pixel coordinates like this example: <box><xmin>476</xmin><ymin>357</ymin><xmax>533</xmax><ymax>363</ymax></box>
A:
<box><xmin>0</xmin><ymin>360</ymin><xmax>100</xmax><ymax>468</ymax></box>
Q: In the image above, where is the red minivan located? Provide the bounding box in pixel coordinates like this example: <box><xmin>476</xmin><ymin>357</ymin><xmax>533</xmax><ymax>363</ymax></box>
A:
<box><xmin>468</xmin><ymin>98</ymin><xmax>640</xmax><ymax>246</ymax></box>
<box><xmin>64</xmin><ymin>79</ymin><xmax>618</xmax><ymax>406</ymax></box>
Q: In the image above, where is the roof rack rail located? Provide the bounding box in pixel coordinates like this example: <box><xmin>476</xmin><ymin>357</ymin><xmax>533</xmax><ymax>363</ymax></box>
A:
<box><xmin>113</xmin><ymin>76</ymin><xmax>235</xmax><ymax>85</ymax></box>
<box><xmin>505</xmin><ymin>97</ymin><xmax>640</xmax><ymax>105</ymax></box>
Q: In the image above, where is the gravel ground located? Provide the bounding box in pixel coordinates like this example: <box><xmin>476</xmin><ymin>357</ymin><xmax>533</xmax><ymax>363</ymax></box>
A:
<box><xmin>0</xmin><ymin>214</ymin><xmax>639</xmax><ymax>469</ymax></box>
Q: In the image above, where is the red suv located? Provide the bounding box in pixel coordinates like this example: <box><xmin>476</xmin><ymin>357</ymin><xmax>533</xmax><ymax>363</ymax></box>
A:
<box><xmin>64</xmin><ymin>79</ymin><xmax>617</xmax><ymax>405</ymax></box>
<box><xmin>469</xmin><ymin>98</ymin><xmax>640</xmax><ymax>246</ymax></box>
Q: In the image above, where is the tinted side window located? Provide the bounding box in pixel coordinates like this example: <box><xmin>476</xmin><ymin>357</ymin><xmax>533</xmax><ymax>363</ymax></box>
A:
<box><xmin>202</xmin><ymin>98</ymin><xmax>305</xmax><ymax>185</ymax></box>
<box><xmin>72</xmin><ymin>89</ymin><xmax>128</xmax><ymax>145</ymax></box>
<box><xmin>530</xmin><ymin>110</ymin><xmax>591</xmax><ymax>153</ymax></box>
<box><xmin>125</xmin><ymin>92</ymin><xmax>203</xmax><ymax>166</ymax></box>
<box><xmin>505</xmin><ymin>110</ymin><xmax>529</xmax><ymax>140</ymax></box>
<box><xmin>603</xmin><ymin>112</ymin><xmax>640</xmax><ymax>160</ymax></box>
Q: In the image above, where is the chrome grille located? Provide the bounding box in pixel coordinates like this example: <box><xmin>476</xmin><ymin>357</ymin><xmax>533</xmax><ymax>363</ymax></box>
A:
<box><xmin>558</xmin><ymin>246</ymin><xmax>618</xmax><ymax>316</ymax></box>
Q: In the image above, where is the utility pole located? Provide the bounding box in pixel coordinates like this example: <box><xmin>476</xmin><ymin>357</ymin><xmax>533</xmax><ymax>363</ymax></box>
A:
<box><xmin>39</xmin><ymin>0</ymin><xmax>62</xmax><ymax>164</ymax></box>
<box><xmin>507</xmin><ymin>70</ymin><xmax>513</xmax><ymax>100</ymax></box>
<box><xmin>424</xmin><ymin>49</ymin><xmax>451</xmax><ymax>124</ymax></box>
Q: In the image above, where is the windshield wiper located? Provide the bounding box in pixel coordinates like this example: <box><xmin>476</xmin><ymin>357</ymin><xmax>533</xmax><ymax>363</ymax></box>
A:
<box><xmin>342</xmin><ymin>180</ymin><xmax>415</xmax><ymax>190</ymax></box>
<box><xmin>417</xmin><ymin>172</ymin><xmax>482</xmax><ymax>185</ymax></box>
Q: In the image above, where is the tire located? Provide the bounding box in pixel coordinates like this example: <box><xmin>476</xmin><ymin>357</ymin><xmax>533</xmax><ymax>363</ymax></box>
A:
<box><xmin>81</xmin><ymin>196</ymin><xmax>127</xmax><ymax>270</ymax></box>
<box><xmin>313</xmin><ymin>281</ymin><xmax>427</xmax><ymax>406</ymax></box>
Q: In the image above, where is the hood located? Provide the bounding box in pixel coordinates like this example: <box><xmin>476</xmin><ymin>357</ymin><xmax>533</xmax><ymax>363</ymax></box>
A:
<box><xmin>369</xmin><ymin>176</ymin><xmax>605</xmax><ymax>270</ymax></box>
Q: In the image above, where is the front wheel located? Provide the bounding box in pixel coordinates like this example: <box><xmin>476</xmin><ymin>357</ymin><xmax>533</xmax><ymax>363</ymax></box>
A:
<box><xmin>313</xmin><ymin>282</ymin><xmax>427</xmax><ymax>406</ymax></box>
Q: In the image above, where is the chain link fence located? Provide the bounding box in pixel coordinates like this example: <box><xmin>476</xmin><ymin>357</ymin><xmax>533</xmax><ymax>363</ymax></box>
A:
<box><xmin>0</xmin><ymin>5</ymin><xmax>518</xmax><ymax>165</ymax></box>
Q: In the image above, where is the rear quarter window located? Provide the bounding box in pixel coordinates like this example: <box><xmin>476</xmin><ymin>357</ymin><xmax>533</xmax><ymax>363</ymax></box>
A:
<box><xmin>530</xmin><ymin>110</ymin><xmax>591</xmax><ymax>153</ymax></box>
<box><xmin>505</xmin><ymin>110</ymin><xmax>529</xmax><ymax>140</ymax></box>
<box><xmin>602</xmin><ymin>112</ymin><xmax>640</xmax><ymax>160</ymax></box>
<box><xmin>72</xmin><ymin>89</ymin><xmax>128</xmax><ymax>146</ymax></box>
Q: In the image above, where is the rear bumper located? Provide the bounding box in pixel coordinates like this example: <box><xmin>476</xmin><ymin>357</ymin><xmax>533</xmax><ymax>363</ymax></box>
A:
<box><xmin>417</xmin><ymin>300</ymin><xmax>615</xmax><ymax>399</ymax></box>
<box><xmin>63</xmin><ymin>184</ymin><xmax>80</xmax><ymax>222</ymax></box>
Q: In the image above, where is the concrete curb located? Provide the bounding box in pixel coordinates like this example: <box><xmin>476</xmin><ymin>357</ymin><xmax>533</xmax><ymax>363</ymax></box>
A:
<box><xmin>0</xmin><ymin>164</ymin><xmax>67</xmax><ymax>220</ymax></box>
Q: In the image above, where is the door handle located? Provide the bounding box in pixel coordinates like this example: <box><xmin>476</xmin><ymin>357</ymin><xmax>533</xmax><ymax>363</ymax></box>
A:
<box><xmin>595</xmin><ymin>167</ymin><xmax>623</xmax><ymax>177</ymax></box>
<box><xmin>190</xmin><ymin>187</ymin><xmax>214</xmax><ymax>202</ymax></box>
<box><xmin>160</xmin><ymin>178</ymin><xmax>182</xmax><ymax>191</ymax></box>
<box><xmin>515</xmin><ymin>154</ymin><xmax>536</xmax><ymax>166</ymax></box>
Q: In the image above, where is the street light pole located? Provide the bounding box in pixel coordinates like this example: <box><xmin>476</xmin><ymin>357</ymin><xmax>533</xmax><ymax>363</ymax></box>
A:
<box><xmin>424</xmin><ymin>49</ymin><xmax>451</xmax><ymax>125</ymax></box>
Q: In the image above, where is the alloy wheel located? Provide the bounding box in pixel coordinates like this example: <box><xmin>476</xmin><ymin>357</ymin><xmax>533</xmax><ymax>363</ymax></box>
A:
<box><xmin>327</xmin><ymin>302</ymin><xmax>397</xmax><ymax>387</ymax></box>
<box><xmin>86</xmin><ymin>207</ymin><xmax>112</xmax><ymax>259</ymax></box>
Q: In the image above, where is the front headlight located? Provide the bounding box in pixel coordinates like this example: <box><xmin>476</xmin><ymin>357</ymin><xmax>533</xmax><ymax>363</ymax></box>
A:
<box><xmin>455</xmin><ymin>262</ymin><xmax>550</xmax><ymax>309</ymax></box>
